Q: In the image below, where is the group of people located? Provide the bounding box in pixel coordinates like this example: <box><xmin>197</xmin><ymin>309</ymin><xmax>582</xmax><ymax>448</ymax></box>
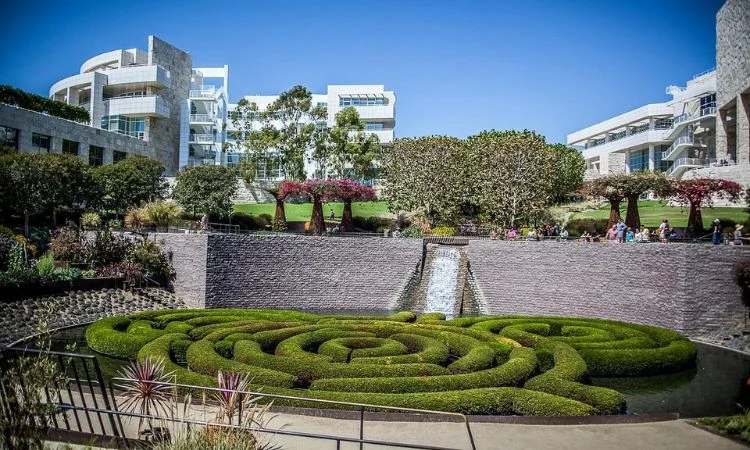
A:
<box><xmin>592</xmin><ymin>219</ymin><xmax>675</xmax><ymax>244</ymax></box>
<box><xmin>489</xmin><ymin>224</ymin><xmax>570</xmax><ymax>241</ymax></box>
<box><xmin>714</xmin><ymin>159</ymin><xmax>732</xmax><ymax>167</ymax></box>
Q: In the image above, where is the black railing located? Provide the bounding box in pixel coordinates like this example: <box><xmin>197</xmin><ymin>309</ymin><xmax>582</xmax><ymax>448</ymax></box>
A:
<box><xmin>0</xmin><ymin>346</ymin><xmax>477</xmax><ymax>450</ymax></box>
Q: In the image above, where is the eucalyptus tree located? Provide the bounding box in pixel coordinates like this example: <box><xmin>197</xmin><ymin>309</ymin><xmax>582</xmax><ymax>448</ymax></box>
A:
<box><xmin>315</xmin><ymin>106</ymin><xmax>381</xmax><ymax>180</ymax></box>
<box><xmin>467</xmin><ymin>130</ymin><xmax>556</xmax><ymax>227</ymax></box>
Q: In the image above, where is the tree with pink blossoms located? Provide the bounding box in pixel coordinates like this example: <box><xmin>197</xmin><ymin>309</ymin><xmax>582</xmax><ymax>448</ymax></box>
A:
<box><xmin>672</xmin><ymin>178</ymin><xmax>742</xmax><ymax>236</ymax></box>
<box><xmin>335</xmin><ymin>179</ymin><xmax>376</xmax><ymax>232</ymax></box>
<box><xmin>268</xmin><ymin>180</ymin><xmax>303</xmax><ymax>229</ymax></box>
<box><xmin>301</xmin><ymin>179</ymin><xmax>340</xmax><ymax>234</ymax></box>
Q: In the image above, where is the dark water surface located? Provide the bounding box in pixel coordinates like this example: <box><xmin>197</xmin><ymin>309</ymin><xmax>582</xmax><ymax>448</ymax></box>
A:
<box><xmin>24</xmin><ymin>324</ymin><xmax>750</xmax><ymax>418</ymax></box>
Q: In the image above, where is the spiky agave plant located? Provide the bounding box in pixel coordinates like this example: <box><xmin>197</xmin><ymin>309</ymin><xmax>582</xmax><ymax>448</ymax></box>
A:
<box><xmin>116</xmin><ymin>357</ymin><xmax>175</xmax><ymax>433</ymax></box>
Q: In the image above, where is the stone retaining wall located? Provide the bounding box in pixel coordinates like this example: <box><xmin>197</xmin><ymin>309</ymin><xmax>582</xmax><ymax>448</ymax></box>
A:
<box><xmin>467</xmin><ymin>240</ymin><xmax>750</xmax><ymax>335</ymax></box>
<box><xmin>0</xmin><ymin>288</ymin><xmax>184</xmax><ymax>346</ymax></box>
<box><xmin>204</xmin><ymin>235</ymin><xmax>422</xmax><ymax>310</ymax></box>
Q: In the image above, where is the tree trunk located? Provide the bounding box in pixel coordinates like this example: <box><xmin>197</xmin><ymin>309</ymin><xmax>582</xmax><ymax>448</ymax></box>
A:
<box><xmin>687</xmin><ymin>202</ymin><xmax>704</xmax><ymax>237</ymax></box>
<box><xmin>23</xmin><ymin>211</ymin><xmax>30</xmax><ymax>237</ymax></box>
<box><xmin>607</xmin><ymin>199</ymin><xmax>622</xmax><ymax>229</ymax></box>
<box><xmin>624</xmin><ymin>194</ymin><xmax>640</xmax><ymax>230</ymax></box>
<box><xmin>341</xmin><ymin>200</ymin><xmax>353</xmax><ymax>232</ymax></box>
<box><xmin>274</xmin><ymin>198</ymin><xmax>287</xmax><ymax>226</ymax></box>
<box><xmin>310</xmin><ymin>197</ymin><xmax>325</xmax><ymax>235</ymax></box>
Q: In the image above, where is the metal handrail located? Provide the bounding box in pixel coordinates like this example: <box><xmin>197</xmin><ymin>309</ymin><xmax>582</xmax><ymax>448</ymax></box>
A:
<box><xmin>669</xmin><ymin>157</ymin><xmax>709</xmax><ymax>176</ymax></box>
<box><xmin>109</xmin><ymin>377</ymin><xmax>477</xmax><ymax>450</ymax></box>
<box><xmin>662</xmin><ymin>134</ymin><xmax>694</xmax><ymax>161</ymax></box>
<box><xmin>189</xmin><ymin>113</ymin><xmax>214</xmax><ymax>122</ymax></box>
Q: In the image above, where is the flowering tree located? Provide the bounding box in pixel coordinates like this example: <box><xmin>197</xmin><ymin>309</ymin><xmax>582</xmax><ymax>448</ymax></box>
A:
<box><xmin>268</xmin><ymin>180</ymin><xmax>303</xmax><ymax>228</ymax></box>
<box><xmin>585</xmin><ymin>174</ymin><xmax>628</xmax><ymax>229</ymax></box>
<box><xmin>336</xmin><ymin>179</ymin><xmax>376</xmax><ymax>231</ymax></box>
<box><xmin>672</xmin><ymin>178</ymin><xmax>742</xmax><ymax>236</ymax></box>
<box><xmin>618</xmin><ymin>172</ymin><xmax>673</xmax><ymax>229</ymax></box>
<box><xmin>301</xmin><ymin>179</ymin><xmax>340</xmax><ymax>234</ymax></box>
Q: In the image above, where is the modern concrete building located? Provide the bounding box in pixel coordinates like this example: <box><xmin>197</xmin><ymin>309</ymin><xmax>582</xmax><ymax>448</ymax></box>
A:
<box><xmin>47</xmin><ymin>36</ymin><xmax>193</xmax><ymax>174</ymax></box>
<box><xmin>226</xmin><ymin>84</ymin><xmax>396</xmax><ymax>181</ymax></box>
<box><xmin>181</xmin><ymin>66</ymin><xmax>229</xmax><ymax>168</ymax></box>
<box><xmin>567</xmin><ymin>71</ymin><xmax>718</xmax><ymax>180</ymax></box>
<box><xmin>691</xmin><ymin>0</ymin><xmax>750</xmax><ymax>183</ymax></box>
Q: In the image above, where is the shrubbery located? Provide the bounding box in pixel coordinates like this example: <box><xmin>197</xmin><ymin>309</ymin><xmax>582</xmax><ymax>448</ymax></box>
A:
<box><xmin>85</xmin><ymin>310</ymin><xmax>696</xmax><ymax>416</ymax></box>
<box><xmin>565</xmin><ymin>218</ymin><xmax>609</xmax><ymax>237</ymax></box>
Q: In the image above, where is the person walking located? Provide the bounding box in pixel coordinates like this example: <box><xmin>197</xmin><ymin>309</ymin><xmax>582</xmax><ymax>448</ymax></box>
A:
<box><xmin>712</xmin><ymin>219</ymin><xmax>722</xmax><ymax>245</ymax></box>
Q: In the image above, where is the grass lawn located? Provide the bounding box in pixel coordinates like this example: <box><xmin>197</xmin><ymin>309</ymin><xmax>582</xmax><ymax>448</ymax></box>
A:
<box><xmin>233</xmin><ymin>200</ymin><xmax>393</xmax><ymax>222</ymax></box>
<box><xmin>569</xmin><ymin>200</ymin><xmax>749</xmax><ymax>228</ymax></box>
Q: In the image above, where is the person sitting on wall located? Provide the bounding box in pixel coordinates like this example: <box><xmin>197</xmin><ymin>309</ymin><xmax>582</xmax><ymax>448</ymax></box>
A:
<box><xmin>668</xmin><ymin>228</ymin><xmax>678</xmax><ymax>242</ymax></box>
<box><xmin>506</xmin><ymin>228</ymin><xmax>517</xmax><ymax>240</ymax></box>
<box><xmin>489</xmin><ymin>230</ymin><xmax>497</xmax><ymax>240</ymax></box>
<box><xmin>634</xmin><ymin>228</ymin><xmax>643</xmax><ymax>243</ymax></box>
<box><xmin>580</xmin><ymin>230</ymin><xmax>591</xmax><ymax>242</ymax></box>
<box><xmin>642</xmin><ymin>227</ymin><xmax>651</xmax><ymax>242</ymax></box>
<box><xmin>592</xmin><ymin>231</ymin><xmax>601</xmax><ymax>243</ymax></box>
<box><xmin>625</xmin><ymin>227</ymin><xmax>635</xmax><ymax>243</ymax></box>
<box><xmin>559</xmin><ymin>228</ymin><xmax>569</xmax><ymax>241</ymax></box>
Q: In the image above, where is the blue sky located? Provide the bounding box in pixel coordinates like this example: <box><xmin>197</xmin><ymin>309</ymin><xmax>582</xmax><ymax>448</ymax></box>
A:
<box><xmin>0</xmin><ymin>0</ymin><xmax>722</xmax><ymax>144</ymax></box>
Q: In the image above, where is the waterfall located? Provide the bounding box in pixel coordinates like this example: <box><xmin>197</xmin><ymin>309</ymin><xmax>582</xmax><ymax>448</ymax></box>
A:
<box><xmin>424</xmin><ymin>246</ymin><xmax>460</xmax><ymax>314</ymax></box>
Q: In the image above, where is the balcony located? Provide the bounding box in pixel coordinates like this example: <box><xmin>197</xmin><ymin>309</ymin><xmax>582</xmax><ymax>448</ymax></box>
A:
<box><xmin>189</xmin><ymin>113</ymin><xmax>215</xmax><ymax>124</ymax></box>
<box><xmin>669</xmin><ymin>157</ymin><xmax>709</xmax><ymax>178</ymax></box>
<box><xmin>106</xmin><ymin>65</ymin><xmax>171</xmax><ymax>89</ymax></box>
<box><xmin>661</xmin><ymin>134</ymin><xmax>705</xmax><ymax>162</ymax></box>
<box><xmin>662</xmin><ymin>107</ymin><xmax>717</xmax><ymax>141</ymax></box>
<box><xmin>189</xmin><ymin>133</ymin><xmax>215</xmax><ymax>144</ymax></box>
<box><xmin>104</xmin><ymin>95</ymin><xmax>170</xmax><ymax>118</ymax></box>
<box><xmin>189</xmin><ymin>85</ymin><xmax>216</xmax><ymax>99</ymax></box>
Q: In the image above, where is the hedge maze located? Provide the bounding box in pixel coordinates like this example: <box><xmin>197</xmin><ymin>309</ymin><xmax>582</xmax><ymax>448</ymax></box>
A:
<box><xmin>86</xmin><ymin>309</ymin><xmax>697</xmax><ymax>416</ymax></box>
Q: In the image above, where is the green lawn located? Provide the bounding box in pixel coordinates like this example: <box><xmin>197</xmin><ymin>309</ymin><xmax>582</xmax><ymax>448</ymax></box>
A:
<box><xmin>569</xmin><ymin>200</ymin><xmax>749</xmax><ymax>228</ymax></box>
<box><xmin>233</xmin><ymin>200</ymin><xmax>393</xmax><ymax>222</ymax></box>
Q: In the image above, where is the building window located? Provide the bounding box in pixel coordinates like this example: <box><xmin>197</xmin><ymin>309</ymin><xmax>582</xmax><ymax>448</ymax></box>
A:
<box><xmin>339</xmin><ymin>97</ymin><xmax>386</xmax><ymax>107</ymax></box>
<box><xmin>31</xmin><ymin>133</ymin><xmax>51</xmax><ymax>152</ymax></box>
<box><xmin>654</xmin><ymin>118</ymin><xmax>673</xmax><ymax>130</ymax></box>
<box><xmin>654</xmin><ymin>145</ymin><xmax>672</xmax><ymax>172</ymax></box>
<box><xmin>101</xmin><ymin>115</ymin><xmax>146</xmax><ymax>139</ymax></box>
<box><xmin>364</xmin><ymin>123</ymin><xmax>384</xmax><ymax>130</ymax></box>
<box><xmin>628</xmin><ymin>149</ymin><xmax>649</xmax><ymax>172</ymax></box>
<box><xmin>0</xmin><ymin>126</ymin><xmax>18</xmax><ymax>149</ymax></box>
<box><xmin>89</xmin><ymin>145</ymin><xmax>104</xmax><ymax>166</ymax></box>
<box><xmin>113</xmin><ymin>150</ymin><xmax>127</xmax><ymax>163</ymax></box>
<box><xmin>62</xmin><ymin>139</ymin><xmax>79</xmax><ymax>156</ymax></box>
<box><xmin>316</xmin><ymin>102</ymin><xmax>328</xmax><ymax>108</ymax></box>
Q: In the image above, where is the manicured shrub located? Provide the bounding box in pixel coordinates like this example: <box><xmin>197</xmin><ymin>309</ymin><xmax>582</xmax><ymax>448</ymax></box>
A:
<box><xmin>566</xmin><ymin>218</ymin><xmax>609</xmax><ymax>237</ymax></box>
<box><xmin>85</xmin><ymin>310</ymin><xmax>697</xmax><ymax>416</ymax></box>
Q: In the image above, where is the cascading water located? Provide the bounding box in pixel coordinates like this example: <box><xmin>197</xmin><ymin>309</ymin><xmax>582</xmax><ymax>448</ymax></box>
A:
<box><xmin>423</xmin><ymin>246</ymin><xmax>461</xmax><ymax>314</ymax></box>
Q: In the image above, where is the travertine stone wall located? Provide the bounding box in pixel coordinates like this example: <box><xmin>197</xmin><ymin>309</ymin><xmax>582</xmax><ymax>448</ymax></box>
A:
<box><xmin>147</xmin><ymin>36</ymin><xmax>192</xmax><ymax>175</ymax></box>
<box><xmin>467</xmin><ymin>240</ymin><xmax>750</xmax><ymax>335</ymax></box>
<box><xmin>203</xmin><ymin>235</ymin><xmax>422</xmax><ymax>310</ymax></box>
<box><xmin>717</xmin><ymin>0</ymin><xmax>750</xmax><ymax>108</ymax></box>
<box><xmin>154</xmin><ymin>233</ymin><xmax>207</xmax><ymax>308</ymax></box>
<box><xmin>0</xmin><ymin>104</ymin><xmax>155</xmax><ymax>160</ymax></box>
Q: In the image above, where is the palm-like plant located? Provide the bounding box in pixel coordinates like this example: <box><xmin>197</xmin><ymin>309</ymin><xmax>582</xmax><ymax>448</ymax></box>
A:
<box><xmin>116</xmin><ymin>357</ymin><xmax>175</xmax><ymax>434</ymax></box>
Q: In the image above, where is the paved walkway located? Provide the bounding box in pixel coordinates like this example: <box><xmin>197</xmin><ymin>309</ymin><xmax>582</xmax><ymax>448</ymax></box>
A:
<box><xmin>260</xmin><ymin>414</ymin><xmax>746</xmax><ymax>450</ymax></box>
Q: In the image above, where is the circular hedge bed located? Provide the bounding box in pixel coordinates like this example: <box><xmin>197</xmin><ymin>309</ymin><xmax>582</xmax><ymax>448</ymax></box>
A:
<box><xmin>85</xmin><ymin>310</ymin><xmax>697</xmax><ymax>416</ymax></box>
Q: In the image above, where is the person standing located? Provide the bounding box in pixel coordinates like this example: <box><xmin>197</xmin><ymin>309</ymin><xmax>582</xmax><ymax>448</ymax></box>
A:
<box><xmin>659</xmin><ymin>219</ymin><xmax>670</xmax><ymax>244</ymax></box>
<box><xmin>607</xmin><ymin>225</ymin><xmax>618</xmax><ymax>243</ymax></box>
<box><xmin>712</xmin><ymin>219</ymin><xmax>722</xmax><ymax>245</ymax></box>
<box><xmin>735</xmin><ymin>224</ymin><xmax>744</xmax><ymax>246</ymax></box>
<box><xmin>616</xmin><ymin>220</ymin><xmax>626</xmax><ymax>243</ymax></box>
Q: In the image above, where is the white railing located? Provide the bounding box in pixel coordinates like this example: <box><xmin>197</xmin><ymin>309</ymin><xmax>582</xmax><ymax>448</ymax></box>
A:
<box><xmin>669</xmin><ymin>157</ymin><xmax>708</xmax><ymax>176</ymax></box>
<box><xmin>189</xmin><ymin>87</ymin><xmax>216</xmax><ymax>98</ymax></box>
<box><xmin>693</xmin><ymin>67</ymin><xmax>715</xmax><ymax>79</ymax></box>
<box><xmin>189</xmin><ymin>113</ymin><xmax>213</xmax><ymax>122</ymax></box>
<box><xmin>189</xmin><ymin>133</ymin><xmax>214</xmax><ymax>143</ymax></box>
<box><xmin>700</xmin><ymin>106</ymin><xmax>716</xmax><ymax>117</ymax></box>
<box><xmin>662</xmin><ymin>134</ymin><xmax>694</xmax><ymax>161</ymax></box>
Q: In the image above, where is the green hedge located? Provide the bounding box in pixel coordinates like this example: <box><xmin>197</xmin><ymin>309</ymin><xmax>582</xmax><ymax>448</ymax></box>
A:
<box><xmin>86</xmin><ymin>310</ymin><xmax>697</xmax><ymax>416</ymax></box>
<box><xmin>0</xmin><ymin>85</ymin><xmax>90</xmax><ymax>124</ymax></box>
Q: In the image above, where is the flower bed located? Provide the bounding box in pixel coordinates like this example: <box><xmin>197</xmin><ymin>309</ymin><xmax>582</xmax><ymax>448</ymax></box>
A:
<box><xmin>85</xmin><ymin>310</ymin><xmax>697</xmax><ymax>416</ymax></box>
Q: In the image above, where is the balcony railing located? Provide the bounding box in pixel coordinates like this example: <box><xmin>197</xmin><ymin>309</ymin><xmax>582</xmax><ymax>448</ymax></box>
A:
<box><xmin>669</xmin><ymin>157</ymin><xmax>709</xmax><ymax>177</ymax></box>
<box><xmin>189</xmin><ymin>113</ymin><xmax>214</xmax><ymax>123</ymax></box>
<box><xmin>189</xmin><ymin>86</ymin><xmax>216</xmax><ymax>98</ymax></box>
<box><xmin>662</xmin><ymin>134</ymin><xmax>695</xmax><ymax>161</ymax></box>
<box><xmin>189</xmin><ymin>133</ymin><xmax>215</xmax><ymax>143</ymax></box>
<box><xmin>700</xmin><ymin>106</ymin><xmax>716</xmax><ymax>117</ymax></box>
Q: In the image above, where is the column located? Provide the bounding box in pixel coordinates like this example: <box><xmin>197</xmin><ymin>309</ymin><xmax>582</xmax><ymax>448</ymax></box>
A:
<box><xmin>738</xmin><ymin>94</ymin><xmax>750</xmax><ymax>165</ymax></box>
<box><xmin>103</xmin><ymin>147</ymin><xmax>114</xmax><ymax>165</ymax></box>
<box><xmin>648</xmin><ymin>117</ymin><xmax>655</xmax><ymax>130</ymax></box>
<box><xmin>50</xmin><ymin>137</ymin><xmax>62</xmax><ymax>154</ymax></box>
<box><xmin>624</xmin><ymin>150</ymin><xmax>631</xmax><ymax>173</ymax></box>
<box><xmin>716</xmin><ymin>109</ymin><xmax>728</xmax><ymax>162</ymax></box>
<box><xmin>79</xmin><ymin>143</ymin><xmax>89</xmax><ymax>163</ymax></box>
<box><xmin>648</xmin><ymin>145</ymin><xmax>655</xmax><ymax>171</ymax></box>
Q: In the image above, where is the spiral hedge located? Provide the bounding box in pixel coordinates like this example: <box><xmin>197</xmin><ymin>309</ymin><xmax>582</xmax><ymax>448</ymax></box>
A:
<box><xmin>85</xmin><ymin>309</ymin><xmax>697</xmax><ymax>416</ymax></box>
